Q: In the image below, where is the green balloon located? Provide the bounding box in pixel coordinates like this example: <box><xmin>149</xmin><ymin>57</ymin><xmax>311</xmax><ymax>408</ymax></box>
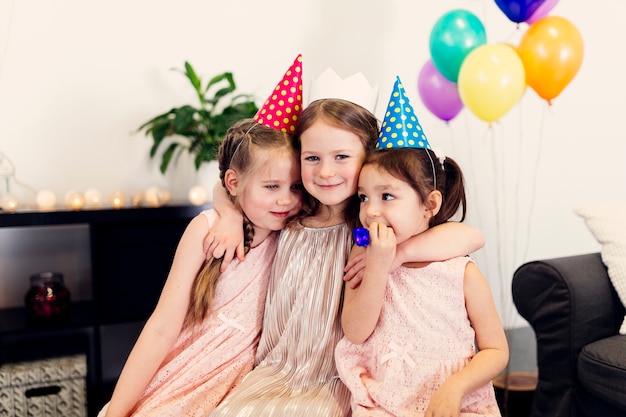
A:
<box><xmin>429</xmin><ymin>9</ymin><xmax>487</xmax><ymax>83</ymax></box>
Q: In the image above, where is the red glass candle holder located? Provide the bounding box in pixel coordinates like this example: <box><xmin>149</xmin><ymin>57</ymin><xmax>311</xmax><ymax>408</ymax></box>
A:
<box><xmin>24</xmin><ymin>272</ymin><xmax>71</xmax><ymax>322</ymax></box>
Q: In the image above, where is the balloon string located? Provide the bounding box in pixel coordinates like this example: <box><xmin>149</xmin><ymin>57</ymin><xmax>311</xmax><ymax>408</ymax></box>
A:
<box><xmin>512</xmin><ymin>103</ymin><xmax>523</xmax><ymax>269</ymax></box>
<box><xmin>492</xmin><ymin>122</ymin><xmax>512</xmax><ymax>328</ymax></box>
<box><xmin>447</xmin><ymin>119</ymin><xmax>456</xmax><ymax>158</ymax></box>
<box><xmin>520</xmin><ymin>102</ymin><xmax>548</xmax><ymax>265</ymax></box>
<box><xmin>504</xmin><ymin>25</ymin><xmax>522</xmax><ymax>44</ymax></box>
<box><xmin>465</xmin><ymin>111</ymin><xmax>484</xmax><ymax>238</ymax></box>
<box><xmin>504</xmin><ymin>98</ymin><xmax>528</xmax><ymax>327</ymax></box>
<box><xmin>486</xmin><ymin>124</ymin><xmax>508</xmax><ymax>327</ymax></box>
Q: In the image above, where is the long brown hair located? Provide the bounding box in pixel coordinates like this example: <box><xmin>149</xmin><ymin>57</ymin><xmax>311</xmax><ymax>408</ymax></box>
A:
<box><xmin>183</xmin><ymin>118</ymin><xmax>296</xmax><ymax>328</ymax></box>
<box><xmin>363</xmin><ymin>148</ymin><xmax>466</xmax><ymax>226</ymax></box>
<box><xmin>294</xmin><ymin>99</ymin><xmax>379</xmax><ymax>229</ymax></box>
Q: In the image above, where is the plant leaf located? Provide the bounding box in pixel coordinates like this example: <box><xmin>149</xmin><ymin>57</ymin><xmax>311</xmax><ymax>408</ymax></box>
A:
<box><xmin>173</xmin><ymin>106</ymin><xmax>198</xmax><ymax>132</ymax></box>
<box><xmin>205</xmin><ymin>72</ymin><xmax>234</xmax><ymax>93</ymax></box>
<box><xmin>184</xmin><ymin>61</ymin><xmax>202</xmax><ymax>94</ymax></box>
<box><xmin>148</xmin><ymin>121</ymin><xmax>173</xmax><ymax>158</ymax></box>
<box><xmin>137</xmin><ymin>108</ymin><xmax>177</xmax><ymax>131</ymax></box>
<box><xmin>159</xmin><ymin>142</ymin><xmax>179</xmax><ymax>174</ymax></box>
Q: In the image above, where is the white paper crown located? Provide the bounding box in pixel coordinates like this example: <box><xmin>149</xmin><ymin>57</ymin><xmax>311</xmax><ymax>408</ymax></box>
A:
<box><xmin>307</xmin><ymin>68</ymin><xmax>379</xmax><ymax>113</ymax></box>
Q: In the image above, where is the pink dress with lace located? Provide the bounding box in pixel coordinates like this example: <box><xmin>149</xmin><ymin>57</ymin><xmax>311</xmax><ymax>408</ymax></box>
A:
<box><xmin>335</xmin><ymin>256</ymin><xmax>501</xmax><ymax>417</ymax></box>
<box><xmin>98</xmin><ymin>209</ymin><xmax>278</xmax><ymax>417</ymax></box>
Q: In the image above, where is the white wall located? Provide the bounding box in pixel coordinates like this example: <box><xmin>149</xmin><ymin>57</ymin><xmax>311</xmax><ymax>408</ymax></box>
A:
<box><xmin>0</xmin><ymin>0</ymin><xmax>624</xmax><ymax>327</ymax></box>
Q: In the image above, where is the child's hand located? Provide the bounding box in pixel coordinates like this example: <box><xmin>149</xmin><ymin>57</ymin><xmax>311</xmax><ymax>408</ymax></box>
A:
<box><xmin>423</xmin><ymin>380</ymin><xmax>463</xmax><ymax>417</ymax></box>
<box><xmin>345</xmin><ymin>224</ymin><xmax>396</xmax><ymax>287</ymax></box>
<box><xmin>344</xmin><ymin>246</ymin><xmax>366</xmax><ymax>289</ymax></box>
<box><xmin>366</xmin><ymin>222</ymin><xmax>396</xmax><ymax>273</ymax></box>
<box><xmin>203</xmin><ymin>214</ymin><xmax>245</xmax><ymax>272</ymax></box>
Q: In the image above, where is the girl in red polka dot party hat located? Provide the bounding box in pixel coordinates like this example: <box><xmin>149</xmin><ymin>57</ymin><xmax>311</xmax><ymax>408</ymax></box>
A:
<box><xmin>335</xmin><ymin>76</ymin><xmax>508</xmax><ymax>417</ymax></box>
<box><xmin>97</xmin><ymin>58</ymin><xmax>304</xmax><ymax>417</ymax></box>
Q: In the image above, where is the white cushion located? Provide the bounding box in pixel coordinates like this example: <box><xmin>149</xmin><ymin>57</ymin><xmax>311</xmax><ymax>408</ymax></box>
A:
<box><xmin>575</xmin><ymin>204</ymin><xmax>626</xmax><ymax>334</ymax></box>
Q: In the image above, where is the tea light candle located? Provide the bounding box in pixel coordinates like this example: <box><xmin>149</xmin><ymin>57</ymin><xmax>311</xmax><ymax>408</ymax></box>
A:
<box><xmin>0</xmin><ymin>193</ymin><xmax>19</xmax><ymax>213</ymax></box>
<box><xmin>36</xmin><ymin>190</ymin><xmax>57</xmax><ymax>211</ymax></box>
<box><xmin>84</xmin><ymin>188</ymin><xmax>103</xmax><ymax>208</ymax></box>
<box><xmin>159</xmin><ymin>189</ymin><xmax>172</xmax><ymax>206</ymax></box>
<box><xmin>66</xmin><ymin>191</ymin><xmax>86</xmax><ymax>211</ymax></box>
<box><xmin>110</xmin><ymin>190</ymin><xmax>126</xmax><ymax>209</ymax></box>
<box><xmin>144</xmin><ymin>186</ymin><xmax>163</xmax><ymax>208</ymax></box>
<box><xmin>131</xmin><ymin>190</ymin><xmax>144</xmax><ymax>207</ymax></box>
<box><xmin>188</xmin><ymin>185</ymin><xmax>208</xmax><ymax>206</ymax></box>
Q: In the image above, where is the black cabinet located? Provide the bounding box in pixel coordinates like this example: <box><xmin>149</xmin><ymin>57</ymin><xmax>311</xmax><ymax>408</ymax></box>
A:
<box><xmin>0</xmin><ymin>205</ymin><xmax>206</xmax><ymax>416</ymax></box>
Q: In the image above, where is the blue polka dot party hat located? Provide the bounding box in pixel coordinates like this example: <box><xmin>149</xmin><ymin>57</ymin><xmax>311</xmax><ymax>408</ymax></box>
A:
<box><xmin>377</xmin><ymin>76</ymin><xmax>430</xmax><ymax>150</ymax></box>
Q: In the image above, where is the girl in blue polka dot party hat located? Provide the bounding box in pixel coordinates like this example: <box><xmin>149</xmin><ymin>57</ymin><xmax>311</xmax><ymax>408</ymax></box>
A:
<box><xmin>336</xmin><ymin>76</ymin><xmax>509</xmax><ymax>417</ymax></box>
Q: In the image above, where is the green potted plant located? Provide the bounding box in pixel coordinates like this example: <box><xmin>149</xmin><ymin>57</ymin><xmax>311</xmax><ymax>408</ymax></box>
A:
<box><xmin>139</xmin><ymin>61</ymin><xmax>259</xmax><ymax>174</ymax></box>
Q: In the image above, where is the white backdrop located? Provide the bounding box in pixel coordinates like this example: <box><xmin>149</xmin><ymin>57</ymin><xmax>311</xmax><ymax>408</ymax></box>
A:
<box><xmin>1</xmin><ymin>0</ymin><xmax>624</xmax><ymax>327</ymax></box>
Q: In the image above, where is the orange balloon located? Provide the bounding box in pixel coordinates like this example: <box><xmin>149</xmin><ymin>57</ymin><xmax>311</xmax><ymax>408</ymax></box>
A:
<box><xmin>519</xmin><ymin>16</ymin><xmax>584</xmax><ymax>103</ymax></box>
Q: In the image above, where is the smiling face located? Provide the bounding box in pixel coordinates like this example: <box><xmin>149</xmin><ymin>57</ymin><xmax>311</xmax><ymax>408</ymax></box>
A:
<box><xmin>299</xmin><ymin>119</ymin><xmax>367</xmax><ymax>212</ymax></box>
<box><xmin>357</xmin><ymin>164</ymin><xmax>434</xmax><ymax>245</ymax></box>
<box><xmin>230</xmin><ymin>147</ymin><xmax>302</xmax><ymax>245</ymax></box>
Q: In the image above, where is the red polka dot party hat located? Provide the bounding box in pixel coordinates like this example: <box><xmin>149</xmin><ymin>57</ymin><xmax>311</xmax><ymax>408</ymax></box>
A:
<box><xmin>254</xmin><ymin>54</ymin><xmax>303</xmax><ymax>133</ymax></box>
<box><xmin>377</xmin><ymin>76</ymin><xmax>430</xmax><ymax>150</ymax></box>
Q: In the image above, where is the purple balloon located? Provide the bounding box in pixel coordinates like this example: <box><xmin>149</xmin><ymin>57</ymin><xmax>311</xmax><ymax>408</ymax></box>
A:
<box><xmin>418</xmin><ymin>60</ymin><xmax>463</xmax><ymax>122</ymax></box>
<box><xmin>525</xmin><ymin>0</ymin><xmax>559</xmax><ymax>24</ymax></box>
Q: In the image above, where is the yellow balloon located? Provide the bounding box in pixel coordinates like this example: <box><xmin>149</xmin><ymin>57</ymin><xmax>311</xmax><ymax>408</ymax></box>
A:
<box><xmin>458</xmin><ymin>43</ymin><xmax>526</xmax><ymax>122</ymax></box>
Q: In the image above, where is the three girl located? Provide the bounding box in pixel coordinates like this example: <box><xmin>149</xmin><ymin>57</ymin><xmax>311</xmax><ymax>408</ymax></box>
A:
<box><xmin>98</xmin><ymin>118</ymin><xmax>302</xmax><ymax>417</ymax></box>
<box><xmin>208</xmin><ymin>97</ymin><xmax>486</xmax><ymax>416</ymax></box>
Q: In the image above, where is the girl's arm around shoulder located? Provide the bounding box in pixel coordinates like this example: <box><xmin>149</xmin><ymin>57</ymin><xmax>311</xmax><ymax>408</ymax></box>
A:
<box><xmin>395</xmin><ymin>221</ymin><xmax>485</xmax><ymax>265</ymax></box>
<box><xmin>103</xmin><ymin>214</ymin><xmax>211</xmax><ymax>417</ymax></box>
<box><xmin>203</xmin><ymin>181</ymin><xmax>245</xmax><ymax>270</ymax></box>
<box><xmin>426</xmin><ymin>261</ymin><xmax>509</xmax><ymax>416</ymax></box>
<box><xmin>344</xmin><ymin>222</ymin><xmax>484</xmax><ymax>288</ymax></box>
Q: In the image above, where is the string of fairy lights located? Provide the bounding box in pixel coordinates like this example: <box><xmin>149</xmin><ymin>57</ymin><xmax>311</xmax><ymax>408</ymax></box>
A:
<box><xmin>0</xmin><ymin>151</ymin><xmax>209</xmax><ymax>213</ymax></box>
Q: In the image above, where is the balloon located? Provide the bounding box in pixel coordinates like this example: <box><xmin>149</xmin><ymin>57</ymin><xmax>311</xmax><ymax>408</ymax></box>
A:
<box><xmin>518</xmin><ymin>16</ymin><xmax>584</xmax><ymax>103</ymax></box>
<box><xmin>494</xmin><ymin>0</ymin><xmax>546</xmax><ymax>23</ymax></box>
<box><xmin>525</xmin><ymin>0</ymin><xmax>559</xmax><ymax>24</ymax></box>
<box><xmin>418</xmin><ymin>60</ymin><xmax>463</xmax><ymax>122</ymax></box>
<box><xmin>429</xmin><ymin>9</ymin><xmax>487</xmax><ymax>83</ymax></box>
<box><xmin>458</xmin><ymin>43</ymin><xmax>526</xmax><ymax>122</ymax></box>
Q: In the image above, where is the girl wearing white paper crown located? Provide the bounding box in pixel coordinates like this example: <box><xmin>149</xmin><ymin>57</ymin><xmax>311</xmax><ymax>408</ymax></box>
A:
<box><xmin>334</xmin><ymin>77</ymin><xmax>508</xmax><ymax>417</ymax></box>
<box><xmin>97</xmin><ymin>58</ymin><xmax>304</xmax><ymax>417</ymax></box>
<box><xmin>207</xmin><ymin>69</ymin><xmax>486</xmax><ymax>416</ymax></box>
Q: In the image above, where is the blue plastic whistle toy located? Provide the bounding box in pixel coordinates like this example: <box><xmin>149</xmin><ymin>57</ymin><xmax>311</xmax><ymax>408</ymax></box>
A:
<box><xmin>353</xmin><ymin>227</ymin><xmax>370</xmax><ymax>247</ymax></box>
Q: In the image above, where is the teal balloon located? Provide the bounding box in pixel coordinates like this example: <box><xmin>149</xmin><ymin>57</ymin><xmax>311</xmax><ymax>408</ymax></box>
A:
<box><xmin>429</xmin><ymin>9</ymin><xmax>487</xmax><ymax>82</ymax></box>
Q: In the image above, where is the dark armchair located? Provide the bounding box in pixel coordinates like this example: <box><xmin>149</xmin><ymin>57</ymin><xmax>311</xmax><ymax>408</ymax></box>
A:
<box><xmin>512</xmin><ymin>253</ymin><xmax>626</xmax><ymax>417</ymax></box>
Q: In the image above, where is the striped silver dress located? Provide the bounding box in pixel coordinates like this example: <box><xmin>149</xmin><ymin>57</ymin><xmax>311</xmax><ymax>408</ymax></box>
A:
<box><xmin>209</xmin><ymin>221</ymin><xmax>353</xmax><ymax>417</ymax></box>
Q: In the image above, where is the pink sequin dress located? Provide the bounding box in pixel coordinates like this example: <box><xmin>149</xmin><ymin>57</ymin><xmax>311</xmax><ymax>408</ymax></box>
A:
<box><xmin>335</xmin><ymin>256</ymin><xmax>501</xmax><ymax>417</ymax></box>
<box><xmin>209</xmin><ymin>221</ymin><xmax>353</xmax><ymax>417</ymax></box>
<box><xmin>98</xmin><ymin>209</ymin><xmax>278</xmax><ymax>417</ymax></box>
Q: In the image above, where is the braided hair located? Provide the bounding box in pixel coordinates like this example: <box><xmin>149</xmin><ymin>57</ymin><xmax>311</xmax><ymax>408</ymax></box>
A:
<box><xmin>184</xmin><ymin>119</ymin><xmax>293</xmax><ymax>327</ymax></box>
